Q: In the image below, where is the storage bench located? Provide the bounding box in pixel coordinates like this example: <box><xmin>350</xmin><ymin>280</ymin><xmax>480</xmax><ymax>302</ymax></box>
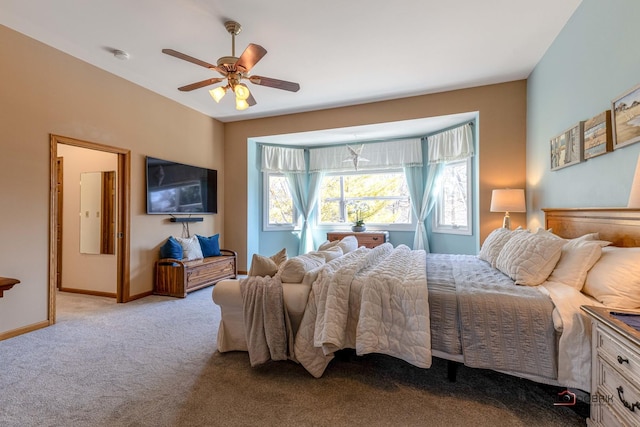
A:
<box><xmin>154</xmin><ymin>249</ymin><xmax>237</xmax><ymax>298</ymax></box>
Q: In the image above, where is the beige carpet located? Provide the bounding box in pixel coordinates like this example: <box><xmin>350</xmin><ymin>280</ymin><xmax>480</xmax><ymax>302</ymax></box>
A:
<box><xmin>0</xmin><ymin>288</ymin><xmax>587</xmax><ymax>426</ymax></box>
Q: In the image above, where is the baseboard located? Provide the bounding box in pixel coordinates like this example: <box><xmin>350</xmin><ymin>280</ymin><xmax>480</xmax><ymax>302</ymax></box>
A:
<box><xmin>59</xmin><ymin>287</ymin><xmax>116</xmax><ymax>298</ymax></box>
<box><xmin>0</xmin><ymin>320</ymin><xmax>49</xmax><ymax>341</ymax></box>
<box><xmin>126</xmin><ymin>290</ymin><xmax>153</xmax><ymax>302</ymax></box>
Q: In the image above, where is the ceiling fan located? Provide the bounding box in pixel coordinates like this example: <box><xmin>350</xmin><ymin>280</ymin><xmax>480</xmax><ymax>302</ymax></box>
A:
<box><xmin>162</xmin><ymin>20</ymin><xmax>300</xmax><ymax>111</ymax></box>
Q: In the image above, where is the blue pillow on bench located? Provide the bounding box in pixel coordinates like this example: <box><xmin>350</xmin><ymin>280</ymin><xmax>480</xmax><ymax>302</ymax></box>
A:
<box><xmin>160</xmin><ymin>236</ymin><xmax>183</xmax><ymax>259</ymax></box>
<box><xmin>197</xmin><ymin>234</ymin><xmax>221</xmax><ymax>257</ymax></box>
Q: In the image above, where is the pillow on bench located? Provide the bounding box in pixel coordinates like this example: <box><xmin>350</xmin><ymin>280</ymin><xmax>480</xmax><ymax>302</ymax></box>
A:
<box><xmin>160</xmin><ymin>236</ymin><xmax>183</xmax><ymax>259</ymax></box>
<box><xmin>197</xmin><ymin>234</ymin><xmax>221</xmax><ymax>257</ymax></box>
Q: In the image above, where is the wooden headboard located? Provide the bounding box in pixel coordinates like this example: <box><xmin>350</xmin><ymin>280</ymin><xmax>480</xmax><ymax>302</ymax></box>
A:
<box><xmin>543</xmin><ymin>208</ymin><xmax>640</xmax><ymax>247</ymax></box>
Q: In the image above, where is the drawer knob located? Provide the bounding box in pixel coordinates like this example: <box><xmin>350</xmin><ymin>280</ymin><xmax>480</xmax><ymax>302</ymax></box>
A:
<box><xmin>618</xmin><ymin>355</ymin><xmax>630</xmax><ymax>365</ymax></box>
<box><xmin>617</xmin><ymin>386</ymin><xmax>640</xmax><ymax>412</ymax></box>
<box><xmin>372</xmin><ymin>237</ymin><xmax>378</xmax><ymax>240</ymax></box>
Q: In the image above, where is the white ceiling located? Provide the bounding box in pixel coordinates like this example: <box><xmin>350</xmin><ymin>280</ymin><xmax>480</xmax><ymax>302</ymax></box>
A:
<box><xmin>0</xmin><ymin>0</ymin><xmax>581</xmax><ymax>142</ymax></box>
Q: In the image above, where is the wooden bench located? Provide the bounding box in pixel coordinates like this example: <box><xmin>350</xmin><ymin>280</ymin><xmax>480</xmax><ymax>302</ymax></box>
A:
<box><xmin>154</xmin><ymin>249</ymin><xmax>237</xmax><ymax>298</ymax></box>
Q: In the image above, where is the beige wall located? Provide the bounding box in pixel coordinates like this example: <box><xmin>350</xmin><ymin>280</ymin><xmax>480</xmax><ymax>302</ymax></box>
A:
<box><xmin>225</xmin><ymin>81</ymin><xmax>527</xmax><ymax>270</ymax></box>
<box><xmin>0</xmin><ymin>25</ymin><xmax>225</xmax><ymax>336</ymax></box>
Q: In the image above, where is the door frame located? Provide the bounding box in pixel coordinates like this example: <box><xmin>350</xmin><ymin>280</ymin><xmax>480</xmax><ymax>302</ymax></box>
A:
<box><xmin>49</xmin><ymin>134</ymin><xmax>131</xmax><ymax>324</ymax></box>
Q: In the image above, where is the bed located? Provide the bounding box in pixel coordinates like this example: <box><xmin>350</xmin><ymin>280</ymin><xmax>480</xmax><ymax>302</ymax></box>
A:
<box><xmin>214</xmin><ymin>208</ymin><xmax>640</xmax><ymax>393</ymax></box>
<box><xmin>290</xmin><ymin>208</ymin><xmax>640</xmax><ymax>392</ymax></box>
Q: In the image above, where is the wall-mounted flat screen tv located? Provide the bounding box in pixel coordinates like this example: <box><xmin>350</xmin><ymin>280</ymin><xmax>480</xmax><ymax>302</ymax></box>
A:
<box><xmin>146</xmin><ymin>156</ymin><xmax>217</xmax><ymax>214</ymax></box>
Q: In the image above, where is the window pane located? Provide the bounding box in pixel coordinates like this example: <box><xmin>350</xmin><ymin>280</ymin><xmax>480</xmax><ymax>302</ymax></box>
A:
<box><xmin>437</xmin><ymin>161</ymin><xmax>469</xmax><ymax>228</ymax></box>
<box><xmin>268</xmin><ymin>175</ymin><xmax>294</xmax><ymax>224</ymax></box>
<box><xmin>319</xmin><ymin>171</ymin><xmax>411</xmax><ymax>225</ymax></box>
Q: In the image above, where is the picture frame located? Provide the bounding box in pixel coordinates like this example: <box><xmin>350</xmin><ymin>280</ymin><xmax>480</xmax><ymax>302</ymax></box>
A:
<box><xmin>583</xmin><ymin>110</ymin><xmax>612</xmax><ymax>159</ymax></box>
<box><xmin>550</xmin><ymin>121</ymin><xmax>584</xmax><ymax>171</ymax></box>
<box><xmin>612</xmin><ymin>83</ymin><xmax>640</xmax><ymax>149</ymax></box>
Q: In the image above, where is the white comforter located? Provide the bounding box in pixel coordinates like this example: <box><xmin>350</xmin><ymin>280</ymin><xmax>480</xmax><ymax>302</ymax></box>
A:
<box><xmin>294</xmin><ymin>243</ymin><xmax>430</xmax><ymax>378</ymax></box>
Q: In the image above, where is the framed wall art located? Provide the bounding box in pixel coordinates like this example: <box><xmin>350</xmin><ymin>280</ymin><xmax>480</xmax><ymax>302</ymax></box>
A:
<box><xmin>583</xmin><ymin>110</ymin><xmax>612</xmax><ymax>159</ymax></box>
<box><xmin>550</xmin><ymin>121</ymin><xmax>584</xmax><ymax>171</ymax></box>
<box><xmin>612</xmin><ymin>83</ymin><xmax>640</xmax><ymax>149</ymax></box>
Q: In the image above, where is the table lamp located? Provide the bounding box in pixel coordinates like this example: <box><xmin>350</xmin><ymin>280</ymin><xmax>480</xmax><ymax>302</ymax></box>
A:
<box><xmin>490</xmin><ymin>189</ymin><xmax>526</xmax><ymax>229</ymax></box>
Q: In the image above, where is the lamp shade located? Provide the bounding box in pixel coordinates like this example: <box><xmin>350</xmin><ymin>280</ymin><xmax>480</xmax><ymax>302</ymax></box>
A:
<box><xmin>209</xmin><ymin>86</ymin><xmax>226</xmax><ymax>103</ymax></box>
<box><xmin>628</xmin><ymin>154</ymin><xmax>640</xmax><ymax>208</ymax></box>
<box><xmin>490</xmin><ymin>189</ymin><xmax>526</xmax><ymax>213</ymax></box>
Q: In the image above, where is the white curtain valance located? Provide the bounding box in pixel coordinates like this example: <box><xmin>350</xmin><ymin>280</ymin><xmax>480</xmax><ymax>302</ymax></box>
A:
<box><xmin>427</xmin><ymin>124</ymin><xmax>474</xmax><ymax>164</ymax></box>
<box><xmin>309</xmin><ymin>138</ymin><xmax>422</xmax><ymax>173</ymax></box>
<box><xmin>261</xmin><ymin>145</ymin><xmax>306</xmax><ymax>173</ymax></box>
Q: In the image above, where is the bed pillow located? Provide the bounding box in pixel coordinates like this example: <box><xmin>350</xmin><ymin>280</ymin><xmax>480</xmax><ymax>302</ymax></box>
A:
<box><xmin>196</xmin><ymin>234</ymin><xmax>221</xmax><ymax>257</ymax></box>
<box><xmin>309</xmin><ymin>246</ymin><xmax>343</xmax><ymax>262</ymax></box>
<box><xmin>338</xmin><ymin>235</ymin><xmax>359</xmax><ymax>254</ymax></box>
<box><xmin>495</xmin><ymin>232</ymin><xmax>565</xmax><ymax>286</ymax></box>
<box><xmin>279</xmin><ymin>253</ymin><xmax>325</xmax><ymax>283</ymax></box>
<box><xmin>546</xmin><ymin>239</ymin><xmax>605</xmax><ymax>290</ymax></box>
<box><xmin>248</xmin><ymin>248</ymin><xmax>288</xmax><ymax>277</ymax></box>
<box><xmin>318</xmin><ymin>240</ymin><xmax>340</xmax><ymax>251</ymax></box>
<box><xmin>159</xmin><ymin>236</ymin><xmax>183</xmax><ymax>259</ymax></box>
<box><xmin>478</xmin><ymin>228</ymin><xmax>515</xmax><ymax>267</ymax></box>
<box><xmin>583</xmin><ymin>247</ymin><xmax>640</xmax><ymax>309</ymax></box>
<box><xmin>175</xmin><ymin>235</ymin><xmax>203</xmax><ymax>261</ymax></box>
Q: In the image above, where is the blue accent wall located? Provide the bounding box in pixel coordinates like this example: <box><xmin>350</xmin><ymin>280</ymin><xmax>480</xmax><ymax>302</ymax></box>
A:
<box><xmin>527</xmin><ymin>0</ymin><xmax>640</xmax><ymax>228</ymax></box>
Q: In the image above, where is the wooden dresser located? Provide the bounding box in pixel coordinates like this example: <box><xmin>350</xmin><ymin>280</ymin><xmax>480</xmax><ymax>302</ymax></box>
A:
<box><xmin>581</xmin><ymin>305</ymin><xmax>640</xmax><ymax>427</ymax></box>
<box><xmin>326</xmin><ymin>231</ymin><xmax>389</xmax><ymax>249</ymax></box>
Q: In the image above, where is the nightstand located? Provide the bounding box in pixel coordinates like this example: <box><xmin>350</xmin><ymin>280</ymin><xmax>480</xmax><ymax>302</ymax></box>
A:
<box><xmin>326</xmin><ymin>231</ymin><xmax>389</xmax><ymax>249</ymax></box>
<box><xmin>581</xmin><ymin>305</ymin><xmax>640</xmax><ymax>427</ymax></box>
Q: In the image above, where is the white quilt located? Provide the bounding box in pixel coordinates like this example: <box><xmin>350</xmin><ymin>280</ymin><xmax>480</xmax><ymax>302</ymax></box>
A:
<box><xmin>294</xmin><ymin>243</ymin><xmax>430</xmax><ymax>378</ymax></box>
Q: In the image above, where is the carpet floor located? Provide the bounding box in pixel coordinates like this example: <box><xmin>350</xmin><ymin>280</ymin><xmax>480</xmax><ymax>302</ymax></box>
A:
<box><xmin>0</xmin><ymin>288</ymin><xmax>587</xmax><ymax>426</ymax></box>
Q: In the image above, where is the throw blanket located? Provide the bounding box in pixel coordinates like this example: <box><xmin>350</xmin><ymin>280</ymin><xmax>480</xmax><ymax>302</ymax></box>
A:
<box><xmin>240</xmin><ymin>276</ymin><xmax>295</xmax><ymax>367</ymax></box>
<box><xmin>452</xmin><ymin>255</ymin><xmax>557</xmax><ymax>380</ymax></box>
<box><xmin>294</xmin><ymin>244</ymin><xmax>430</xmax><ymax>378</ymax></box>
<box><xmin>540</xmin><ymin>281</ymin><xmax>604</xmax><ymax>392</ymax></box>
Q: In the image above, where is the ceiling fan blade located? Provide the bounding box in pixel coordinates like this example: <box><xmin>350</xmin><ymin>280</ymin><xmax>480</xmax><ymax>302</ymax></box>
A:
<box><xmin>162</xmin><ymin>49</ymin><xmax>219</xmax><ymax>69</ymax></box>
<box><xmin>249</xmin><ymin>76</ymin><xmax>300</xmax><ymax>92</ymax></box>
<box><xmin>178</xmin><ymin>78</ymin><xmax>225</xmax><ymax>92</ymax></box>
<box><xmin>235</xmin><ymin>43</ymin><xmax>267</xmax><ymax>73</ymax></box>
<box><xmin>246</xmin><ymin>91</ymin><xmax>257</xmax><ymax>107</ymax></box>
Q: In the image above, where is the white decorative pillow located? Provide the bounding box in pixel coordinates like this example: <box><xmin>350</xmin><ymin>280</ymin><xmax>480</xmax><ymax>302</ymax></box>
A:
<box><xmin>318</xmin><ymin>240</ymin><xmax>340</xmax><ymax>251</ymax></box>
<box><xmin>175</xmin><ymin>235</ymin><xmax>203</xmax><ymax>261</ymax></box>
<box><xmin>495</xmin><ymin>232</ymin><xmax>565</xmax><ymax>286</ymax></box>
<box><xmin>338</xmin><ymin>235</ymin><xmax>358</xmax><ymax>254</ymax></box>
<box><xmin>248</xmin><ymin>248</ymin><xmax>288</xmax><ymax>277</ymax></box>
<box><xmin>478</xmin><ymin>228</ymin><xmax>514</xmax><ymax>267</ymax></box>
<box><xmin>583</xmin><ymin>247</ymin><xmax>640</xmax><ymax>309</ymax></box>
<box><xmin>279</xmin><ymin>253</ymin><xmax>325</xmax><ymax>283</ymax></box>
<box><xmin>546</xmin><ymin>239</ymin><xmax>605</xmax><ymax>290</ymax></box>
<box><xmin>309</xmin><ymin>246</ymin><xmax>343</xmax><ymax>262</ymax></box>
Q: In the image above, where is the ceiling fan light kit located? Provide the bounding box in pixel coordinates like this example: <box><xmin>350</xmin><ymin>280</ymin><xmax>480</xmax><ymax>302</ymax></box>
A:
<box><xmin>163</xmin><ymin>20</ymin><xmax>300</xmax><ymax>111</ymax></box>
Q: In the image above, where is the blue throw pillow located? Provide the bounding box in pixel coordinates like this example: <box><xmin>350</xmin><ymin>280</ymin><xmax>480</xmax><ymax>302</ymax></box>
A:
<box><xmin>197</xmin><ymin>234</ymin><xmax>221</xmax><ymax>257</ymax></box>
<box><xmin>159</xmin><ymin>236</ymin><xmax>183</xmax><ymax>259</ymax></box>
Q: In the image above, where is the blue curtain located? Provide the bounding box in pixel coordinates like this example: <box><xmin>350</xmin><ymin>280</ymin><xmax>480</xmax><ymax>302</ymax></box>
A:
<box><xmin>285</xmin><ymin>171</ymin><xmax>325</xmax><ymax>255</ymax></box>
<box><xmin>404</xmin><ymin>163</ymin><xmax>442</xmax><ymax>252</ymax></box>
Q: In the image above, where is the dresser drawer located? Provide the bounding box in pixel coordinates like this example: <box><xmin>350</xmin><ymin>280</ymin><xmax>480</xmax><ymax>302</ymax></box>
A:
<box><xmin>597</xmin><ymin>359</ymin><xmax>640</xmax><ymax>426</ymax></box>
<box><xmin>596</xmin><ymin>324</ymin><xmax>640</xmax><ymax>385</ymax></box>
<box><xmin>326</xmin><ymin>231</ymin><xmax>389</xmax><ymax>249</ymax></box>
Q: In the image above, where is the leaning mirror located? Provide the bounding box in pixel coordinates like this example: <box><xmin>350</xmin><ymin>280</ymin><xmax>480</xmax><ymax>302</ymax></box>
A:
<box><xmin>79</xmin><ymin>171</ymin><xmax>116</xmax><ymax>254</ymax></box>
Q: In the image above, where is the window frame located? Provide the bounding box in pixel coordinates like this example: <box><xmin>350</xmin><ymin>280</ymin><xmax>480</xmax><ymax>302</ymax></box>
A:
<box><xmin>315</xmin><ymin>169</ymin><xmax>416</xmax><ymax>232</ymax></box>
<box><xmin>432</xmin><ymin>158</ymin><xmax>472</xmax><ymax>235</ymax></box>
<box><xmin>263</xmin><ymin>172</ymin><xmax>299</xmax><ymax>231</ymax></box>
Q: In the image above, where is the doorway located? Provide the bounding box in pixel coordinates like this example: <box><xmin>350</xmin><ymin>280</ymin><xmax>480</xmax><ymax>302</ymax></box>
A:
<box><xmin>49</xmin><ymin>134</ymin><xmax>131</xmax><ymax>324</ymax></box>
